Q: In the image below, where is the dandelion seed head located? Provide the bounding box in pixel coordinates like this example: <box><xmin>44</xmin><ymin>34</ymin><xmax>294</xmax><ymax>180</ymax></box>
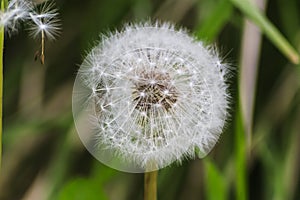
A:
<box><xmin>72</xmin><ymin>22</ymin><xmax>231</xmax><ymax>173</ymax></box>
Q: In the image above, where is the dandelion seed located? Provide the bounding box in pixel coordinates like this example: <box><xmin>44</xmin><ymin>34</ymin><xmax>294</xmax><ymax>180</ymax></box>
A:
<box><xmin>72</xmin><ymin>22</ymin><xmax>231</xmax><ymax>173</ymax></box>
<box><xmin>0</xmin><ymin>0</ymin><xmax>31</xmax><ymax>33</ymax></box>
<box><xmin>28</xmin><ymin>1</ymin><xmax>61</xmax><ymax>64</ymax></box>
<box><xmin>28</xmin><ymin>1</ymin><xmax>61</xmax><ymax>40</ymax></box>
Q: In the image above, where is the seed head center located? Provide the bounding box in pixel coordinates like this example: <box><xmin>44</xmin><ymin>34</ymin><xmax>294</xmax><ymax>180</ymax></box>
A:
<box><xmin>132</xmin><ymin>71</ymin><xmax>178</xmax><ymax>112</ymax></box>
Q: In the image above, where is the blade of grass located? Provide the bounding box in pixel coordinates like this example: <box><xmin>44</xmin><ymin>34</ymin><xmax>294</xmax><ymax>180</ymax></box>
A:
<box><xmin>230</xmin><ymin>0</ymin><xmax>300</xmax><ymax>64</ymax></box>
<box><xmin>240</xmin><ymin>0</ymin><xmax>266</xmax><ymax>157</ymax></box>
<box><xmin>0</xmin><ymin>0</ymin><xmax>6</xmax><ymax>176</ymax></box>
<box><xmin>195</xmin><ymin>0</ymin><xmax>233</xmax><ymax>42</ymax></box>
<box><xmin>235</xmin><ymin>103</ymin><xmax>247</xmax><ymax>200</ymax></box>
<box><xmin>204</xmin><ymin>160</ymin><xmax>228</xmax><ymax>200</ymax></box>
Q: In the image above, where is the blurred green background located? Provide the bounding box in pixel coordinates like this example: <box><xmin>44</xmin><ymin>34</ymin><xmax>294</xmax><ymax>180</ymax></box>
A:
<box><xmin>0</xmin><ymin>0</ymin><xmax>300</xmax><ymax>199</ymax></box>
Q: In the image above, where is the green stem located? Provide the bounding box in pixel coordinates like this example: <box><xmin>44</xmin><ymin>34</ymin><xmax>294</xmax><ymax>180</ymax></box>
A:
<box><xmin>144</xmin><ymin>170</ymin><xmax>158</xmax><ymax>200</ymax></box>
<box><xmin>235</xmin><ymin>104</ymin><xmax>248</xmax><ymax>200</ymax></box>
<box><xmin>0</xmin><ymin>0</ymin><xmax>5</xmax><ymax>176</ymax></box>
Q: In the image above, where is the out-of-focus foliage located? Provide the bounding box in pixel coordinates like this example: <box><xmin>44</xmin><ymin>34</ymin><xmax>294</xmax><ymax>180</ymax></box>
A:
<box><xmin>0</xmin><ymin>0</ymin><xmax>299</xmax><ymax>200</ymax></box>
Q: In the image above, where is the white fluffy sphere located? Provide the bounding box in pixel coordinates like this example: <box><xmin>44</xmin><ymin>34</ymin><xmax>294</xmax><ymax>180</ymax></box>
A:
<box><xmin>72</xmin><ymin>22</ymin><xmax>230</xmax><ymax>173</ymax></box>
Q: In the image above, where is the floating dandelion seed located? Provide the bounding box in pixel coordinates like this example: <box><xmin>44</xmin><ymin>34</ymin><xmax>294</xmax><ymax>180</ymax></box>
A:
<box><xmin>0</xmin><ymin>0</ymin><xmax>61</xmax><ymax>64</ymax></box>
<box><xmin>72</xmin><ymin>22</ymin><xmax>230</xmax><ymax>173</ymax></box>
<box><xmin>0</xmin><ymin>0</ymin><xmax>31</xmax><ymax>33</ymax></box>
<box><xmin>28</xmin><ymin>1</ymin><xmax>61</xmax><ymax>64</ymax></box>
<box><xmin>28</xmin><ymin>1</ymin><xmax>61</xmax><ymax>40</ymax></box>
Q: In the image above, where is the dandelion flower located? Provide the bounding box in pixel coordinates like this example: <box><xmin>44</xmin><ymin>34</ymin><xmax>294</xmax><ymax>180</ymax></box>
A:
<box><xmin>72</xmin><ymin>22</ymin><xmax>230</xmax><ymax>173</ymax></box>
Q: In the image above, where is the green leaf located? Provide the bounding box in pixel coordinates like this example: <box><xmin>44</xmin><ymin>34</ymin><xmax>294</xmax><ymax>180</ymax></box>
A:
<box><xmin>230</xmin><ymin>0</ymin><xmax>300</xmax><ymax>64</ymax></box>
<box><xmin>204</xmin><ymin>160</ymin><xmax>228</xmax><ymax>200</ymax></box>
<box><xmin>195</xmin><ymin>0</ymin><xmax>233</xmax><ymax>42</ymax></box>
<box><xmin>235</xmin><ymin>103</ymin><xmax>248</xmax><ymax>200</ymax></box>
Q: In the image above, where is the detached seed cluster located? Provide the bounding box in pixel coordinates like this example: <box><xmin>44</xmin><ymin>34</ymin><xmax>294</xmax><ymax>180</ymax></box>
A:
<box><xmin>0</xmin><ymin>0</ymin><xmax>61</xmax><ymax>64</ymax></box>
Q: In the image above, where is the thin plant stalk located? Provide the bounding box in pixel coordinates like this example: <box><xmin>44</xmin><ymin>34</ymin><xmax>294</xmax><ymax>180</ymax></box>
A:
<box><xmin>144</xmin><ymin>170</ymin><xmax>158</xmax><ymax>200</ymax></box>
<box><xmin>0</xmin><ymin>0</ymin><xmax>6</xmax><ymax>175</ymax></box>
<box><xmin>40</xmin><ymin>30</ymin><xmax>45</xmax><ymax>65</ymax></box>
<box><xmin>240</xmin><ymin>0</ymin><xmax>266</xmax><ymax>153</ymax></box>
<box><xmin>236</xmin><ymin>0</ymin><xmax>266</xmax><ymax>199</ymax></box>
